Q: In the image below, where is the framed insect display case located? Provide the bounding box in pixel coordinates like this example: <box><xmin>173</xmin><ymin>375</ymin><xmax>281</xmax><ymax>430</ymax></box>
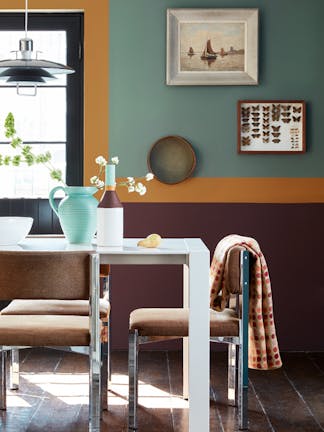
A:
<box><xmin>237</xmin><ymin>100</ymin><xmax>306</xmax><ymax>153</ymax></box>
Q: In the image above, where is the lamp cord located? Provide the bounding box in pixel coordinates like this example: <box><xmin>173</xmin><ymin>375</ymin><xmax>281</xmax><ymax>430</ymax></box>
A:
<box><xmin>24</xmin><ymin>0</ymin><xmax>28</xmax><ymax>38</ymax></box>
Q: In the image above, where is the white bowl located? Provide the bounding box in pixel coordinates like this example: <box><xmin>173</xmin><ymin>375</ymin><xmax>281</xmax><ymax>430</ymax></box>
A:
<box><xmin>0</xmin><ymin>217</ymin><xmax>33</xmax><ymax>245</ymax></box>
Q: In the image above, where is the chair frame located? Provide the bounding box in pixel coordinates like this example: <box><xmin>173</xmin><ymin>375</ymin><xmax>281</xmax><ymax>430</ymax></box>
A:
<box><xmin>128</xmin><ymin>249</ymin><xmax>249</xmax><ymax>431</ymax></box>
<box><xmin>0</xmin><ymin>252</ymin><xmax>103</xmax><ymax>432</ymax></box>
<box><xmin>4</xmin><ymin>265</ymin><xmax>111</xmax><ymax>411</ymax></box>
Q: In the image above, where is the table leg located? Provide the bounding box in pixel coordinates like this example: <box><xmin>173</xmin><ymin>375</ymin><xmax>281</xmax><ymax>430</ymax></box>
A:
<box><xmin>187</xmin><ymin>248</ymin><xmax>210</xmax><ymax>432</ymax></box>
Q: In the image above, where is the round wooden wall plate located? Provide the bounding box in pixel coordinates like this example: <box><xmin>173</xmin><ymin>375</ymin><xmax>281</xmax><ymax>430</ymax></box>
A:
<box><xmin>147</xmin><ymin>136</ymin><xmax>196</xmax><ymax>184</ymax></box>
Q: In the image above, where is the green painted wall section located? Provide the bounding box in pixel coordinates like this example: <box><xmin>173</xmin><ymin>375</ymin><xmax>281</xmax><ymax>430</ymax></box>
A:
<box><xmin>109</xmin><ymin>0</ymin><xmax>324</xmax><ymax>178</ymax></box>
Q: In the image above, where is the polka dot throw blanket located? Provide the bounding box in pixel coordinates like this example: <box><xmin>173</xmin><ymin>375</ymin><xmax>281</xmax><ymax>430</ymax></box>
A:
<box><xmin>210</xmin><ymin>234</ymin><xmax>282</xmax><ymax>370</ymax></box>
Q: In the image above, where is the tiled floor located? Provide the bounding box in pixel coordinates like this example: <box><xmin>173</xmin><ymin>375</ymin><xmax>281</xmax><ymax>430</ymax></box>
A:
<box><xmin>0</xmin><ymin>348</ymin><xmax>323</xmax><ymax>431</ymax></box>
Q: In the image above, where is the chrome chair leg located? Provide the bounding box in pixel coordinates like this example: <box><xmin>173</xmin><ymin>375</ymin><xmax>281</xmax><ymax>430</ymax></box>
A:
<box><xmin>0</xmin><ymin>350</ymin><xmax>7</xmax><ymax>410</ymax></box>
<box><xmin>101</xmin><ymin>339</ymin><xmax>108</xmax><ymax>412</ymax></box>
<box><xmin>107</xmin><ymin>316</ymin><xmax>111</xmax><ymax>382</ymax></box>
<box><xmin>10</xmin><ymin>349</ymin><xmax>19</xmax><ymax>390</ymax></box>
<box><xmin>104</xmin><ymin>272</ymin><xmax>112</xmax><ymax>382</ymax></box>
<box><xmin>228</xmin><ymin>342</ymin><xmax>238</xmax><ymax>406</ymax></box>
<box><xmin>128</xmin><ymin>329</ymin><xmax>139</xmax><ymax>430</ymax></box>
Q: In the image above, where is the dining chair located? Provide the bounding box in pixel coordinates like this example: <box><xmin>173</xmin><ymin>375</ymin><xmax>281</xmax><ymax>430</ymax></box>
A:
<box><xmin>0</xmin><ymin>250</ymin><xmax>103</xmax><ymax>431</ymax></box>
<box><xmin>128</xmin><ymin>246</ymin><xmax>250</xmax><ymax>431</ymax></box>
<box><xmin>0</xmin><ymin>264</ymin><xmax>111</xmax><ymax>409</ymax></box>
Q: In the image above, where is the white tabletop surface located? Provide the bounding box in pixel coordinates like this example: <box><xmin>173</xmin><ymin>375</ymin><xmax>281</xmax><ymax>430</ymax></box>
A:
<box><xmin>0</xmin><ymin>236</ymin><xmax>206</xmax><ymax>255</ymax></box>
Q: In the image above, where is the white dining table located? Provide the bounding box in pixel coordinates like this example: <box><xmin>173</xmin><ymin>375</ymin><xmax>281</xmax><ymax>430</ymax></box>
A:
<box><xmin>2</xmin><ymin>236</ymin><xmax>210</xmax><ymax>432</ymax></box>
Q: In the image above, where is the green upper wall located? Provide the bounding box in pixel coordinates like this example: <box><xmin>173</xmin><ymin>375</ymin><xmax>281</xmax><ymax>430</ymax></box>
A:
<box><xmin>109</xmin><ymin>0</ymin><xmax>324</xmax><ymax>177</ymax></box>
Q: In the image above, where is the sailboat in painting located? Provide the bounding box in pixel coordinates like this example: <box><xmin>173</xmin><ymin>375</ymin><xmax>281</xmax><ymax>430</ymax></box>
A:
<box><xmin>201</xmin><ymin>39</ymin><xmax>217</xmax><ymax>60</ymax></box>
<box><xmin>187</xmin><ymin>46</ymin><xmax>194</xmax><ymax>56</ymax></box>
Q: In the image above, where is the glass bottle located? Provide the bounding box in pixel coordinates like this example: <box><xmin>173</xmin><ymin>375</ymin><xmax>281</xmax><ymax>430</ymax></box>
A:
<box><xmin>96</xmin><ymin>164</ymin><xmax>123</xmax><ymax>247</ymax></box>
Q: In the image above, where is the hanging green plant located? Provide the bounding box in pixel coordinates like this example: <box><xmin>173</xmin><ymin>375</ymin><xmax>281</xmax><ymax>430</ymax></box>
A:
<box><xmin>2</xmin><ymin>112</ymin><xmax>65</xmax><ymax>183</ymax></box>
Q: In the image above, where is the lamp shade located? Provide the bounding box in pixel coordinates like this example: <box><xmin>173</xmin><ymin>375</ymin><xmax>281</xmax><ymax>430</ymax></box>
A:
<box><xmin>0</xmin><ymin>35</ymin><xmax>74</xmax><ymax>88</ymax></box>
<box><xmin>0</xmin><ymin>37</ymin><xmax>74</xmax><ymax>84</ymax></box>
<box><xmin>0</xmin><ymin>67</ymin><xmax>57</xmax><ymax>85</ymax></box>
<box><xmin>0</xmin><ymin>58</ymin><xmax>75</xmax><ymax>76</ymax></box>
<box><xmin>0</xmin><ymin>1</ymin><xmax>75</xmax><ymax>93</ymax></box>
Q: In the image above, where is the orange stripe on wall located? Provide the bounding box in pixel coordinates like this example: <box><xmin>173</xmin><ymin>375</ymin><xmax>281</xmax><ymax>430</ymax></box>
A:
<box><xmin>115</xmin><ymin>177</ymin><xmax>324</xmax><ymax>203</ymax></box>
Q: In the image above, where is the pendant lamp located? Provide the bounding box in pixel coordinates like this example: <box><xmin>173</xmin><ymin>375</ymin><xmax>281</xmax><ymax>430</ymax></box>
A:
<box><xmin>0</xmin><ymin>0</ymin><xmax>75</xmax><ymax>95</ymax></box>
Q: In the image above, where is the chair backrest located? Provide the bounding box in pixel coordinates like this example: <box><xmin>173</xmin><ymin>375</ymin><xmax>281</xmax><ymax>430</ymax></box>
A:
<box><xmin>225</xmin><ymin>246</ymin><xmax>246</xmax><ymax>295</ymax></box>
<box><xmin>0</xmin><ymin>251</ymin><xmax>92</xmax><ymax>300</ymax></box>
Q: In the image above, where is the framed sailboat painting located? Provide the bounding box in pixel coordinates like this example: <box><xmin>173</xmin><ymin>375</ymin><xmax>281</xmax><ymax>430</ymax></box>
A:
<box><xmin>166</xmin><ymin>8</ymin><xmax>259</xmax><ymax>86</ymax></box>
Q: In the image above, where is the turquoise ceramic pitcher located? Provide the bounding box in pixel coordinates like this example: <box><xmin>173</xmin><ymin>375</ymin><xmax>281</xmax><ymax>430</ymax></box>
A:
<box><xmin>49</xmin><ymin>186</ymin><xmax>98</xmax><ymax>244</ymax></box>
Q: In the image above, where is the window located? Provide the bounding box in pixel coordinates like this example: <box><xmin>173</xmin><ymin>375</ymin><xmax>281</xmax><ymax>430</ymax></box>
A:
<box><xmin>0</xmin><ymin>13</ymin><xmax>83</xmax><ymax>232</ymax></box>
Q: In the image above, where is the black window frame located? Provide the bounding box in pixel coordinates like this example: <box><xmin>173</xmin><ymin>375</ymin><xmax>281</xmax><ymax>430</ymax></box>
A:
<box><xmin>0</xmin><ymin>12</ymin><xmax>84</xmax><ymax>233</ymax></box>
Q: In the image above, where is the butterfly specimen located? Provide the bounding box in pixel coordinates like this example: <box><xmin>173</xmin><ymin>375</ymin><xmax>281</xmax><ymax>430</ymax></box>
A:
<box><xmin>282</xmin><ymin>112</ymin><xmax>291</xmax><ymax>117</ymax></box>
<box><xmin>242</xmin><ymin>125</ymin><xmax>250</xmax><ymax>132</ymax></box>
<box><xmin>263</xmin><ymin>106</ymin><xmax>270</xmax><ymax>112</ymax></box>
<box><xmin>282</xmin><ymin>118</ymin><xmax>291</xmax><ymax>123</ymax></box>
<box><xmin>241</xmin><ymin>137</ymin><xmax>251</xmax><ymax>146</ymax></box>
<box><xmin>272</xmin><ymin>139</ymin><xmax>281</xmax><ymax>143</ymax></box>
<box><xmin>272</xmin><ymin>132</ymin><xmax>280</xmax><ymax>138</ymax></box>
<box><xmin>293</xmin><ymin>106</ymin><xmax>301</xmax><ymax>113</ymax></box>
<box><xmin>263</xmin><ymin>138</ymin><xmax>269</xmax><ymax>143</ymax></box>
<box><xmin>241</xmin><ymin>108</ymin><xmax>250</xmax><ymax>115</ymax></box>
<box><xmin>252</xmin><ymin>128</ymin><xmax>260</xmax><ymax>132</ymax></box>
<box><xmin>252</xmin><ymin>134</ymin><xmax>260</xmax><ymax>138</ymax></box>
<box><xmin>252</xmin><ymin>122</ymin><xmax>260</xmax><ymax>127</ymax></box>
<box><xmin>293</xmin><ymin>116</ymin><xmax>301</xmax><ymax>122</ymax></box>
<box><xmin>272</xmin><ymin>125</ymin><xmax>280</xmax><ymax>131</ymax></box>
<box><xmin>281</xmin><ymin>105</ymin><xmax>291</xmax><ymax>111</ymax></box>
<box><xmin>252</xmin><ymin>105</ymin><xmax>260</xmax><ymax>111</ymax></box>
<box><xmin>263</xmin><ymin>131</ymin><xmax>270</xmax><ymax>136</ymax></box>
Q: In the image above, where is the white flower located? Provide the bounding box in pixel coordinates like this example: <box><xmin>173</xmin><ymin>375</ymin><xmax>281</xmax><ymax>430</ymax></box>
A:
<box><xmin>91</xmin><ymin>155</ymin><xmax>151</xmax><ymax>196</ymax></box>
<box><xmin>95</xmin><ymin>156</ymin><xmax>107</xmax><ymax>167</ymax></box>
<box><xmin>145</xmin><ymin>173</ymin><xmax>154</xmax><ymax>181</ymax></box>
<box><xmin>139</xmin><ymin>185</ymin><xmax>147</xmax><ymax>195</ymax></box>
<box><xmin>135</xmin><ymin>182</ymin><xmax>146</xmax><ymax>195</ymax></box>
<box><xmin>95</xmin><ymin>179</ymin><xmax>105</xmax><ymax>189</ymax></box>
<box><xmin>135</xmin><ymin>182</ymin><xmax>144</xmax><ymax>192</ymax></box>
<box><xmin>127</xmin><ymin>176</ymin><xmax>135</xmax><ymax>185</ymax></box>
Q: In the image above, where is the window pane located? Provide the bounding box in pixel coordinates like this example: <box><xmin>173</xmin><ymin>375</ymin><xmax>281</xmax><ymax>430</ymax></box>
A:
<box><xmin>0</xmin><ymin>143</ymin><xmax>66</xmax><ymax>198</ymax></box>
<box><xmin>0</xmin><ymin>30</ymin><xmax>67</xmax><ymax>86</ymax></box>
<box><xmin>0</xmin><ymin>88</ymin><xmax>66</xmax><ymax>142</ymax></box>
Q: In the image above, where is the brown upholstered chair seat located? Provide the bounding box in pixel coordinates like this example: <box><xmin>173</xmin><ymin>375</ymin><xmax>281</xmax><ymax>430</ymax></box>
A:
<box><xmin>129</xmin><ymin>307</ymin><xmax>239</xmax><ymax>337</ymax></box>
<box><xmin>1</xmin><ymin>299</ymin><xmax>110</xmax><ymax>319</ymax></box>
<box><xmin>0</xmin><ymin>315</ymin><xmax>91</xmax><ymax>346</ymax></box>
<box><xmin>0</xmin><ymin>251</ymin><xmax>104</xmax><ymax>430</ymax></box>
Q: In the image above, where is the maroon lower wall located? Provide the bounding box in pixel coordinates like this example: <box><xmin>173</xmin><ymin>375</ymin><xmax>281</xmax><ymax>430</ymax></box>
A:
<box><xmin>109</xmin><ymin>203</ymin><xmax>324</xmax><ymax>351</ymax></box>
